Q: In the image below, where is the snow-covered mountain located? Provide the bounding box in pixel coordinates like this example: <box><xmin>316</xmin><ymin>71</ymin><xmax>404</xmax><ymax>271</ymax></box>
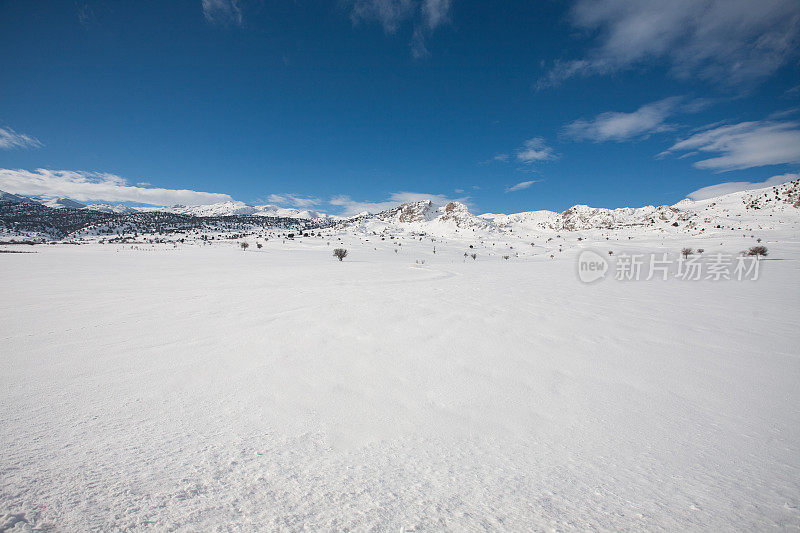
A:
<box><xmin>482</xmin><ymin>181</ymin><xmax>799</xmax><ymax>233</ymax></box>
<box><xmin>376</xmin><ymin>200</ymin><xmax>490</xmax><ymax>228</ymax></box>
<box><xmin>169</xmin><ymin>201</ymin><xmax>258</xmax><ymax>217</ymax></box>
<box><xmin>2</xmin><ymin>180</ymin><xmax>799</xmax><ymax>242</ymax></box>
<box><xmin>0</xmin><ymin>191</ymin><xmax>38</xmax><ymax>204</ymax></box>
<box><xmin>39</xmin><ymin>197</ymin><xmax>86</xmax><ymax>209</ymax></box>
<box><xmin>0</xmin><ymin>192</ymin><xmax>333</xmax><ymax>219</ymax></box>
<box><xmin>253</xmin><ymin>204</ymin><xmax>331</xmax><ymax>220</ymax></box>
<box><xmin>83</xmin><ymin>203</ymin><xmax>138</xmax><ymax>214</ymax></box>
<box><xmin>145</xmin><ymin>201</ymin><xmax>331</xmax><ymax>220</ymax></box>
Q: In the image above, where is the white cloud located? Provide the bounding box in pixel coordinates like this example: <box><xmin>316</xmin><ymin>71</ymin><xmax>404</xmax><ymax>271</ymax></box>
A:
<box><xmin>664</xmin><ymin>120</ymin><xmax>800</xmax><ymax>171</ymax></box>
<box><xmin>75</xmin><ymin>1</ymin><xmax>94</xmax><ymax>27</ymax></box>
<box><xmin>562</xmin><ymin>97</ymin><xmax>681</xmax><ymax>142</ymax></box>
<box><xmin>349</xmin><ymin>0</ymin><xmax>415</xmax><ymax>33</ymax></box>
<box><xmin>768</xmin><ymin>107</ymin><xmax>800</xmax><ymax>120</ymax></box>
<box><xmin>348</xmin><ymin>0</ymin><xmax>453</xmax><ymax>57</ymax></box>
<box><xmin>0</xmin><ymin>168</ymin><xmax>232</xmax><ymax>206</ymax></box>
<box><xmin>687</xmin><ymin>173</ymin><xmax>799</xmax><ymax>200</ymax></box>
<box><xmin>506</xmin><ymin>180</ymin><xmax>539</xmax><ymax>192</ymax></box>
<box><xmin>266</xmin><ymin>194</ymin><xmax>321</xmax><ymax>208</ymax></box>
<box><xmin>0</xmin><ymin>127</ymin><xmax>42</xmax><ymax>150</ymax></box>
<box><xmin>329</xmin><ymin>191</ymin><xmax>466</xmax><ymax>216</ymax></box>
<box><xmin>202</xmin><ymin>0</ymin><xmax>242</xmax><ymax>26</ymax></box>
<box><xmin>539</xmin><ymin>0</ymin><xmax>800</xmax><ymax>88</ymax></box>
<box><xmin>515</xmin><ymin>137</ymin><xmax>557</xmax><ymax>163</ymax></box>
<box><xmin>421</xmin><ymin>0</ymin><xmax>451</xmax><ymax>30</ymax></box>
<box><xmin>410</xmin><ymin>26</ymin><xmax>430</xmax><ymax>59</ymax></box>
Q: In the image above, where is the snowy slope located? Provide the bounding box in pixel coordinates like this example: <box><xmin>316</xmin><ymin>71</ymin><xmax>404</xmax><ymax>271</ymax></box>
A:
<box><xmin>154</xmin><ymin>201</ymin><xmax>331</xmax><ymax>220</ymax></box>
<box><xmin>3</xmin><ymin>181</ymin><xmax>798</xmax><ymax>243</ymax></box>
<box><xmin>1</xmin><ymin>233</ymin><xmax>799</xmax><ymax>530</ymax></box>
<box><xmin>39</xmin><ymin>197</ymin><xmax>86</xmax><ymax>209</ymax></box>
<box><xmin>2</xmin><ymin>181</ymin><xmax>799</xmax><ymax>529</ymax></box>
<box><xmin>354</xmin><ymin>179</ymin><xmax>800</xmax><ymax>238</ymax></box>
<box><xmin>253</xmin><ymin>204</ymin><xmax>331</xmax><ymax>220</ymax></box>
<box><xmin>83</xmin><ymin>203</ymin><xmax>137</xmax><ymax>214</ymax></box>
<box><xmin>0</xmin><ymin>191</ymin><xmax>38</xmax><ymax>205</ymax></box>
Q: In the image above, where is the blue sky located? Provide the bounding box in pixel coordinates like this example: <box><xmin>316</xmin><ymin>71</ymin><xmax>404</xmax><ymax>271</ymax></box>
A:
<box><xmin>1</xmin><ymin>0</ymin><xmax>799</xmax><ymax>215</ymax></box>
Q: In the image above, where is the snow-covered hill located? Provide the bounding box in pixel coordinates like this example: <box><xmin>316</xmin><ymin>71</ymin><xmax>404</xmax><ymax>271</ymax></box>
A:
<box><xmin>83</xmin><ymin>203</ymin><xmax>138</xmax><ymax>214</ymax></box>
<box><xmin>0</xmin><ymin>191</ymin><xmax>37</xmax><ymax>205</ymax></box>
<box><xmin>39</xmin><ymin>197</ymin><xmax>86</xmax><ymax>209</ymax></box>
<box><xmin>146</xmin><ymin>201</ymin><xmax>332</xmax><ymax>220</ymax></box>
<box><xmin>1</xmin><ymin>180</ymin><xmax>798</xmax><ymax>243</ymax></box>
<box><xmin>340</xmin><ymin>179</ymin><xmax>800</xmax><ymax>238</ymax></box>
<box><xmin>0</xmin><ymin>192</ymin><xmax>334</xmax><ymax>220</ymax></box>
<box><xmin>3</xmin><ymin>217</ymin><xmax>800</xmax><ymax>531</ymax></box>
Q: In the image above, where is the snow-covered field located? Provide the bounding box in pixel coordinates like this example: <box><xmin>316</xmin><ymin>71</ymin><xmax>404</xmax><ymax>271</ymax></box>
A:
<box><xmin>2</xmin><ymin>230</ymin><xmax>799</xmax><ymax>531</ymax></box>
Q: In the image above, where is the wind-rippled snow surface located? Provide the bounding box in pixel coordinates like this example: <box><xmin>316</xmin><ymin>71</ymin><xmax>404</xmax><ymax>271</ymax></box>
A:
<box><xmin>2</xmin><ymin>239</ymin><xmax>799</xmax><ymax>531</ymax></box>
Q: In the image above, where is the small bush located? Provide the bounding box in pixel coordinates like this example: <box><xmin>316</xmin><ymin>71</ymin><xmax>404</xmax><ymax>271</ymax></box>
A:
<box><xmin>681</xmin><ymin>247</ymin><xmax>693</xmax><ymax>258</ymax></box>
<box><xmin>256</xmin><ymin>242</ymin><xmax>263</xmax><ymax>249</ymax></box>
<box><xmin>470</xmin><ymin>253</ymin><xmax>477</xmax><ymax>260</ymax></box>
<box><xmin>747</xmin><ymin>245</ymin><xmax>768</xmax><ymax>259</ymax></box>
<box><xmin>240</xmin><ymin>242</ymin><xmax>249</xmax><ymax>250</ymax></box>
<box><xmin>696</xmin><ymin>248</ymin><xmax>704</xmax><ymax>254</ymax></box>
<box><xmin>333</xmin><ymin>248</ymin><xmax>348</xmax><ymax>261</ymax></box>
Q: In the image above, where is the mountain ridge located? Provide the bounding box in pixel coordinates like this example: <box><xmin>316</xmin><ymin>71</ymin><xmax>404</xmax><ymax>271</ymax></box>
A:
<box><xmin>1</xmin><ymin>179</ymin><xmax>798</xmax><ymax>242</ymax></box>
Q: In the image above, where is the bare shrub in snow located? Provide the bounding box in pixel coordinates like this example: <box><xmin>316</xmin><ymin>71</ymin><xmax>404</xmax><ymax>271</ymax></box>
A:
<box><xmin>333</xmin><ymin>248</ymin><xmax>348</xmax><ymax>261</ymax></box>
<box><xmin>747</xmin><ymin>245</ymin><xmax>768</xmax><ymax>259</ymax></box>
<box><xmin>681</xmin><ymin>247</ymin><xmax>693</xmax><ymax>258</ymax></box>
<box><xmin>240</xmin><ymin>242</ymin><xmax>249</xmax><ymax>250</ymax></box>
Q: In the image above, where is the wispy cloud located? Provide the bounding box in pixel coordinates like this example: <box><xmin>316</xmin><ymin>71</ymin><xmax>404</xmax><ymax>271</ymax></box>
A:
<box><xmin>562</xmin><ymin>97</ymin><xmax>681</xmax><ymax>142</ymax></box>
<box><xmin>330</xmin><ymin>191</ymin><xmax>466</xmax><ymax>216</ymax></box>
<box><xmin>422</xmin><ymin>0</ymin><xmax>451</xmax><ymax>28</ymax></box>
<box><xmin>75</xmin><ymin>1</ymin><xmax>95</xmax><ymax>27</ymax></box>
<box><xmin>0</xmin><ymin>168</ymin><xmax>232</xmax><ymax>206</ymax></box>
<box><xmin>349</xmin><ymin>0</ymin><xmax>415</xmax><ymax>33</ymax></box>
<box><xmin>768</xmin><ymin>107</ymin><xmax>800</xmax><ymax>120</ymax></box>
<box><xmin>265</xmin><ymin>194</ymin><xmax>321</xmax><ymax>208</ymax></box>
<box><xmin>663</xmin><ymin>120</ymin><xmax>800</xmax><ymax>171</ymax></box>
<box><xmin>0</xmin><ymin>127</ymin><xmax>42</xmax><ymax>150</ymax></box>
<box><xmin>515</xmin><ymin>137</ymin><xmax>557</xmax><ymax>163</ymax></box>
<box><xmin>687</xmin><ymin>173</ymin><xmax>799</xmax><ymax>200</ymax></box>
<box><xmin>506</xmin><ymin>180</ymin><xmax>539</xmax><ymax>192</ymax></box>
<box><xmin>347</xmin><ymin>0</ymin><xmax>453</xmax><ymax>57</ymax></box>
<box><xmin>538</xmin><ymin>0</ymin><xmax>800</xmax><ymax>88</ymax></box>
<box><xmin>202</xmin><ymin>0</ymin><xmax>242</xmax><ymax>26</ymax></box>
